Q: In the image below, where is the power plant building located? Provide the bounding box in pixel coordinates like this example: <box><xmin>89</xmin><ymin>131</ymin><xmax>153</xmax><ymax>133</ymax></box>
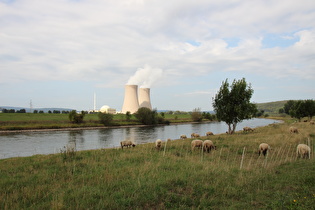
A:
<box><xmin>121</xmin><ymin>85</ymin><xmax>152</xmax><ymax>114</ymax></box>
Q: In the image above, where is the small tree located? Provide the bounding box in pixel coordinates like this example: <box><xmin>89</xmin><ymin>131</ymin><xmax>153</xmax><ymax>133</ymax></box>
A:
<box><xmin>191</xmin><ymin>108</ymin><xmax>203</xmax><ymax>122</ymax></box>
<box><xmin>98</xmin><ymin>112</ymin><xmax>114</xmax><ymax>126</ymax></box>
<box><xmin>125</xmin><ymin>111</ymin><xmax>131</xmax><ymax>122</ymax></box>
<box><xmin>69</xmin><ymin>110</ymin><xmax>85</xmax><ymax>124</ymax></box>
<box><xmin>213</xmin><ymin>78</ymin><xmax>257</xmax><ymax>134</ymax></box>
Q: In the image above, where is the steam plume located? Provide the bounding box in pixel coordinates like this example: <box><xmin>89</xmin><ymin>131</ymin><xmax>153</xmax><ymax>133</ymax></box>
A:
<box><xmin>127</xmin><ymin>64</ymin><xmax>163</xmax><ymax>87</ymax></box>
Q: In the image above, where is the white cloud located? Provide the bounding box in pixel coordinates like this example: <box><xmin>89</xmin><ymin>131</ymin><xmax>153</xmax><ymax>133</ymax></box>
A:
<box><xmin>0</xmin><ymin>0</ymin><xmax>315</xmax><ymax>110</ymax></box>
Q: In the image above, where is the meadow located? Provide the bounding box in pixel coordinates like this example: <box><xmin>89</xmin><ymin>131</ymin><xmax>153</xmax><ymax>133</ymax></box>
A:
<box><xmin>0</xmin><ymin>119</ymin><xmax>314</xmax><ymax>209</ymax></box>
<box><xmin>0</xmin><ymin>113</ymin><xmax>193</xmax><ymax>130</ymax></box>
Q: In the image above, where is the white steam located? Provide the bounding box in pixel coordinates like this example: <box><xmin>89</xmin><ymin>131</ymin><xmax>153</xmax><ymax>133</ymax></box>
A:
<box><xmin>127</xmin><ymin>65</ymin><xmax>163</xmax><ymax>88</ymax></box>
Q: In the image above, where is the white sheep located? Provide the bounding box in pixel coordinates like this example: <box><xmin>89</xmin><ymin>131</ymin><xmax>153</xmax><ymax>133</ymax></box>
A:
<box><xmin>258</xmin><ymin>143</ymin><xmax>270</xmax><ymax>156</ymax></box>
<box><xmin>310</xmin><ymin>120</ymin><xmax>314</xmax><ymax>125</ymax></box>
<box><xmin>289</xmin><ymin>126</ymin><xmax>299</xmax><ymax>134</ymax></box>
<box><xmin>120</xmin><ymin>140</ymin><xmax>136</xmax><ymax>149</ymax></box>
<box><xmin>180</xmin><ymin>135</ymin><xmax>187</xmax><ymax>139</ymax></box>
<box><xmin>155</xmin><ymin>139</ymin><xmax>162</xmax><ymax>150</ymax></box>
<box><xmin>191</xmin><ymin>140</ymin><xmax>203</xmax><ymax>151</ymax></box>
<box><xmin>206</xmin><ymin>131</ymin><xmax>214</xmax><ymax>136</ymax></box>
<box><xmin>296</xmin><ymin>144</ymin><xmax>311</xmax><ymax>159</ymax></box>
<box><xmin>203</xmin><ymin>140</ymin><xmax>216</xmax><ymax>153</ymax></box>
<box><xmin>191</xmin><ymin>133</ymin><xmax>200</xmax><ymax>138</ymax></box>
<box><xmin>243</xmin><ymin>127</ymin><xmax>254</xmax><ymax>132</ymax></box>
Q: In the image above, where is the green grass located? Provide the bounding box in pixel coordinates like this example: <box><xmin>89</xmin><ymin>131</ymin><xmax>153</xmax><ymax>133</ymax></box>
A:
<box><xmin>0</xmin><ymin>119</ymin><xmax>314</xmax><ymax>209</ymax></box>
<box><xmin>0</xmin><ymin>113</ymin><xmax>193</xmax><ymax>130</ymax></box>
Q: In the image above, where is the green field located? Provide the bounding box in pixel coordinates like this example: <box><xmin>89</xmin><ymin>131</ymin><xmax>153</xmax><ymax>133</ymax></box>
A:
<box><xmin>0</xmin><ymin>113</ymin><xmax>193</xmax><ymax>130</ymax></box>
<box><xmin>0</xmin><ymin>119</ymin><xmax>314</xmax><ymax>209</ymax></box>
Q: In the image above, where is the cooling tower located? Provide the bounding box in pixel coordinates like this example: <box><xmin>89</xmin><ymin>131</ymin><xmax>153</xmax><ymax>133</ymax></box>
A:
<box><xmin>138</xmin><ymin>88</ymin><xmax>152</xmax><ymax>110</ymax></box>
<box><xmin>122</xmin><ymin>85</ymin><xmax>140</xmax><ymax>114</ymax></box>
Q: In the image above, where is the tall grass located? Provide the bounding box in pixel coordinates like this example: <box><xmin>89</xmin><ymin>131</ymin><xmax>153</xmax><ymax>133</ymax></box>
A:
<box><xmin>0</xmin><ymin>120</ymin><xmax>314</xmax><ymax>209</ymax></box>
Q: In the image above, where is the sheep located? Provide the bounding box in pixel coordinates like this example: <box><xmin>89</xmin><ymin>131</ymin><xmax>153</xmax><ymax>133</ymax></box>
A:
<box><xmin>289</xmin><ymin>126</ymin><xmax>299</xmax><ymax>134</ymax></box>
<box><xmin>310</xmin><ymin>120</ymin><xmax>314</xmax><ymax>125</ymax></box>
<box><xmin>180</xmin><ymin>135</ymin><xmax>187</xmax><ymax>139</ymax></box>
<box><xmin>191</xmin><ymin>133</ymin><xmax>200</xmax><ymax>138</ymax></box>
<box><xmin>120</xmin><ymin>140</ymin><xmax>136</xmax><ymax>149</ymax></box>
<box><xmin>203</xmin><ymin>140</ymin><xmax>216</xmax><ymax>153</ymax></box>
<box><xmin>296</xmin><ymin>144</ymin><xmax>311</xmax><ymax>159</ymax></box>
<box><xmin>155</xmin><ymin>139</ymin><xmax>162</xmax><ymax>150</ymax></box>
<box><xmin>258</xmin><ymin>143</ymin><xmax>270</xmax><ymax>157</ymax></box>
<box><xmin>243</xmin><ymin>127</ymin><xmax>254</xmax><ymax>132</ymax></box>
<box><xmin>191</xmin><ymin>140</ymin><xmax>203</xmax><ymax>151</ymax></box>
<box><xmin>206</xmin><ymin>131</ymin><xmax>214</xmax><ymax>136</ymax></box>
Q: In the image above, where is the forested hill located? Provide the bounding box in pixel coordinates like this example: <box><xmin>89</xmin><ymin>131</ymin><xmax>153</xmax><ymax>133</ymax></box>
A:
<box><xmin>256</xmin><ymin>100</ymin><xmax>288</xmax><ymax>114</ymax></box>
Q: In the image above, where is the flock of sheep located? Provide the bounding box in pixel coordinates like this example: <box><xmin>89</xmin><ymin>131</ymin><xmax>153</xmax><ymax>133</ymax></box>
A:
<box><xmin>120</xmin><ymin>124</ymin><xmax>312</xmax><ymax>159</ymax></box>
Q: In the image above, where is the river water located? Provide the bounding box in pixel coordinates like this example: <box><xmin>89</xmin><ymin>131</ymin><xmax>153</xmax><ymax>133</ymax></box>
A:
<box><xmin>0</xmin><ymin>118</ymin><xmax>280</xmax><ymax>159</ymax></box>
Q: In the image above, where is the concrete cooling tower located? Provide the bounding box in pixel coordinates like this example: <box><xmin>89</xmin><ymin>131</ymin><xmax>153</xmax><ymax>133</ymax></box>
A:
<box><xmin>122</xmin><ymin>85</ymin><xmax>140</xmax><ymax>114</ymax></box>
<box><xmin>138</xmin><ymin>88</ymin><xmax>152</xmax><ymax>110</ymax></box>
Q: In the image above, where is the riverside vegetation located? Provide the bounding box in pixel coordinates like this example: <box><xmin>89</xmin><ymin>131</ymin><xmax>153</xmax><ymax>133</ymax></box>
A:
<box><xmin>0</xmin><ymin>118</ymin><xmax>314</xmax><ymax>209</ymax></box>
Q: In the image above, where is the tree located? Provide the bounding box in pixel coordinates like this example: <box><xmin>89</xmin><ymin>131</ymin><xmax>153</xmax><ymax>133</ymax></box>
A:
<box><xmin>191</xmin><ymin>108</ymin><xmax>203</xmax><ymax>122</ymax></box>
<box><xmin>134</xmin><ymin>107</ymin><xmax>158</xmax><ymax>125</ymax></box>
<box><xmin>125</xmin><ymin>111</ymin><xmax>131</xmax><ymax>122</ymax></box>
<box><xmin>69</xmin><ymin>110</ymin><xmax>85</xmax><ymax>124</ymax></box>
<box><xmin>285</xmin><ymin>99</ymin><xmax>315</xmax><ymax>121</ymax></box>
<box><xmin>98</xmin><ymin>112</ymin><xmax>114</xmax><ymax>126</ymax></box>
<box><xmin>213</xmin><ymin>78</ymin><xmax>257</xmax><ymax>134</ymax></box>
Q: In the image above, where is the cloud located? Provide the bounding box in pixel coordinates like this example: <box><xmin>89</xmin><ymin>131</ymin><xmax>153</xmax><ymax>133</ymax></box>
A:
<box><xmin>127</xmin><ymin>65</ymin><xmax>164</xmax><ymax>88</ymax></box>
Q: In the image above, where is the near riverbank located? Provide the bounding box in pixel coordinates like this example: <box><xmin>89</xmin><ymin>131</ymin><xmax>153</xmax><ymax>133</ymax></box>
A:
<box><xmin>0</xmin><ymin>119</ymin><xmax>314</xmax><ymax>209</ymax></box>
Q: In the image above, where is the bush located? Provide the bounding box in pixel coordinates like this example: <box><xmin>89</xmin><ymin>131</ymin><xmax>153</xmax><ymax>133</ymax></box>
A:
<box><xmin>134</xmin><ymin>107</ymin><xmax>158</xmax><ymax>125</ymax></box>
<box><xmin>69</xmin><ymin>110</ymin><xmax>85</xmax><ymax>124</ymax></box>
<box><xmin>191</xmin><ymin>108</ymin><xmax>203</xmax><ymax>122</ymax></box>
<box><xmin>98</xmin><ymin>112</ymin><xmax>114</xmax><ymax>126</ymax></box>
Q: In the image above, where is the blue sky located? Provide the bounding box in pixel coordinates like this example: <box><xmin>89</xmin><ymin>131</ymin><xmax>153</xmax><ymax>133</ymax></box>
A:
<box><xmin>0</xmin><ymin>0</ymin><xmax>315</xmax><ymax>112</ymax></box>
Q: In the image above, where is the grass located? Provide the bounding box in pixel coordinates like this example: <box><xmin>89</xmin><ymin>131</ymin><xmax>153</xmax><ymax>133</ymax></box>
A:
<box><xmin>0</xmin><ymin>113</ymin><xmax>194</xmax><ymax>130</ymax></box>
<box><xmin>0</xmin><ymin>119</ymin><xmax>314</xmax><ymax>209</ymax></box>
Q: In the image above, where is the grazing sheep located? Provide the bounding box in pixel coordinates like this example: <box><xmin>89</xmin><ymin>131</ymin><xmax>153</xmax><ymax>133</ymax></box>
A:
<box><xmin>155</xmin><ymin>139</ymin><xmax>162</xmax><ymax>150</ymax></box>
<box><xmin>191</xmin><ymin>133</ymin><xmax>200</xmax><ymax>138</ymax></box>
<box><xmin>120</xmin><ymin>140</ymin><xmax>136</xmax><ymax>149</ymax></box>
<box><xmin>296</xmin><ymin>144</ymin><xmax>311</xmax><ymax>159</ymax></box>
<box><xmin>243</xmin><ymin>127</ymin><xmax>254</xmax><ymax>132</ymax></box>
<box><xmin>203</xmin><ymin>140</ymin><xmax>216</xmax><ymax>153</ymax></box>
<box><xmin>258</xmin><ymin>143</ymin><xmax>270</xmax><ymax>156</ymax></box>
<box><xmin>191</xmin><ymin>140</ymin><xmax>203</xmax><ymax>151</ymax></box>
<box><xmin>310</xmin><ymin>120</ymin><xmax>314</xmax><ymax>125</ymax></box>
<box><xmin>206</xmin><ymin>131</ymin><xmax>214</xmax><ymax>136</ymax></box>
<box><xmin>289</xmin><ymin>126</ymin><xmax>299</xmax><ymax>134</ymax></box>
<box><xmin>180</xmin><ymin>135</ymin><xmax>187</xmax><ymax>139</ymax></box>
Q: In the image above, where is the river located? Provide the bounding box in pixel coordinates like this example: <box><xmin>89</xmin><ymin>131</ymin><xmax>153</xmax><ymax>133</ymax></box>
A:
<box><xmin>0</xmin><ymin>118</ymin><xmax>280</xmax><ymax>159</ymax></box>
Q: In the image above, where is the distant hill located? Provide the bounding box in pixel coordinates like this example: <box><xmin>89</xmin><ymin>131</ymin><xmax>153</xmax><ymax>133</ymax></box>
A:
<box><xmin>256</xmin><ymin>100</ymin><xmax>288</xmax><ymax>114</ymax></box>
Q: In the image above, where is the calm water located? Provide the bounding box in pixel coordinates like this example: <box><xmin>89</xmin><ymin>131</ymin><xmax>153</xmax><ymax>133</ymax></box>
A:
<box><xmin>0</xmin><ymin>118</ymin><xmax>280</xmax><ymax>159</ymax></box>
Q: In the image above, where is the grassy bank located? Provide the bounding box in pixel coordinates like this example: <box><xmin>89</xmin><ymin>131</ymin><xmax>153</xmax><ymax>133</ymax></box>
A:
<box><xmin>0</xmin><ymin>113</ymin><xmax>193</xmax><ymax>131</ymax></box>
<box><xmin>0</xmin><ymin>119</ymin><xmax>314</xmax><ymax>209</ymax></box>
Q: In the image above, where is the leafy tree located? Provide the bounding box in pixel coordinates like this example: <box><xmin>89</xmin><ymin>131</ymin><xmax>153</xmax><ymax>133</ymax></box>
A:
<box><xmin>286</xmin><ymin>99</ymin><xmax>315</xmax><ymax>121</ymax></box>
<box><xmin>134</xmin><ymin>107</ymin><xmax>158</xmax><ymax>125</ymax></box>
<box><xmin>213</xmin><ymin>78</ymin><xmax>257</xmax><ymax>134</ymax></box>
<box><xmin>125</xmin><ymin>111</ymin><xmax>131</xmax><ymax>122</ymax></box>
<box><xmin>283</xmin><ymin>100</ymin><xmax>295</xmax><ymax>115</ymax></box>
<box><xmin>98</xmin><ymin>112</ymin><xmax>114</xmax><ymax>126</ymax></box>
<box><xmin>191</xmin><ymin>108</ymin><xmax>203</xmax><ymax>122</ymax></box>
<box><xmin>69</xmin><ymin>110</ymin><xmax>85</xmax><ymax>124</ymax></box>
<box><xmin>33</xmin><ymin>110</ymin><xmax>38</xmax><ymax>114</ymax></box>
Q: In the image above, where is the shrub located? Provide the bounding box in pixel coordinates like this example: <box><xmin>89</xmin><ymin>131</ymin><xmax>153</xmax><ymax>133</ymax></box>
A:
<box><xmin>98</xmin><ymin>112</ymin><xmax>114</xmax><ymax>126</ymax></box>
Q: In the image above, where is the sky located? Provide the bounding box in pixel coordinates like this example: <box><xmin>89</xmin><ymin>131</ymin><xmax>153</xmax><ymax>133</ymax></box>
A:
<box><xmin>1</xmin><ymin>0</ymin><xmax>315</xmax><ymax>112</ymax></box>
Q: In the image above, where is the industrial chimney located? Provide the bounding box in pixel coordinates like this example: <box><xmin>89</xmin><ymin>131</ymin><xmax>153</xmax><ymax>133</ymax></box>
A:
<box><xmin>138</xmin><ymin>88</ymin><xmax>152</xmax><ymax>110</ymax></box>
<box><xmin>122</xmin><ymin>85</ymin><xmax>140</xmax><ymax>114</ymax></box>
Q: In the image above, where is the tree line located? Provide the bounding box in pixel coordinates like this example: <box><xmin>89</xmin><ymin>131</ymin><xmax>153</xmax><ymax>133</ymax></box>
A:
<box><xmin>280</xmin><ymin>99</ymin><xmax>315</xmax><ymax>121</ymax></box>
